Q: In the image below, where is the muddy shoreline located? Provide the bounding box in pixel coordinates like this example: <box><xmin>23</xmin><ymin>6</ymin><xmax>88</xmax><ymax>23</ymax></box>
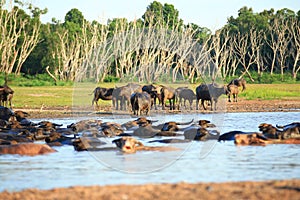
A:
<box><xmin>14</xmin><ymin>99</ymin><xmax>300</xmax><ymax>119</ymax></box>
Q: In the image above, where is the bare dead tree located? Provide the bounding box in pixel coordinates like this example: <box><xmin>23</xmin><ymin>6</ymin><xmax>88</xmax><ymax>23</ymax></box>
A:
<box><xmin>232</xmin><ymin>31</ymin><xmax>255</xmax><ymax>82</ymax></box>
<box><xmin>0</xmin><ymin>3</ymin><xmax>40</xmax><ymax>74</ymax></box>
<box><xmin>248</xmin><ymin>28</ymin><xmax>264</xmax><ymax>76</ymax></box>
<box><xmin>276</xmin><ymin>19</ymin><xmax>292</xmax><ymax>81</ymax></box>
<box><xmin>266</xmin><ymin>18</ymin><xmax>282</xmax><ymax>76</ymax></box>
<box><xmin>288</xmin><ymin>19</ymin><xmax>300</xmax><ymax>79</ymax></box>
<box><xmin>208</xmin><ymin>30</ymin><xmax>230</xmax><ymax>82</ymax></box>
<box><xmin>55</xmin><ymin>30</ymin><xmax>82</xmax><ymax>81</ymax></box>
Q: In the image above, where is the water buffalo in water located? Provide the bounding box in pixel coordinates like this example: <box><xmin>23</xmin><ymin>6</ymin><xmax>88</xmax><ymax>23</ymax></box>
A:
<box><xmin>161</xmin><ymin>86</ymin><xmax>177</xmax><ymax>110</ymax></box>
<box><xmin>72</xmin><ymin>137</ymin><xmax>108</xmax><ymax>151</ymax></box>
<box><xmin>226</xmin><ymin>84</ymin><xmax>239</xmax><ymax>102</ymax></box>
<box><xmin>196</xmin><ymin>83</ymin><xmax>226</xmax><ymax>111</ymax></box>
<box><xmin>177</xmin><ymin>88</ymin><xmax>196</xmax><ymax>110</ymax></box>
<box><xmin>183</xmin><ymin>127</ymin><xmax>220</xmax><ymax>141</ymax></box>
<box><xmin>92</xmin><ymin>87</ymin><xmax>114</xmax><ymax>108</ymax></box>
<box><xmin>228</xmin><ymin>78</ymin><xmax>246</xmax><ymax>92</ymax></box>
<box><xmin>258</xmin><ymin>123</ymin><xmax>281</xmax><ymax>139</ymax></box>
<box><xmin>260</xmin><ymin>122</ymin><xmax>300</xmax><ymax>140</ymax></box>
<box><xmin>235</xmin><ymin>133</ymin><xmax>300</xmax><ymax>145</ymax></box>
<box><xmin>45</xmin><ymin>132</ymin><xmax>76</xmax><ymax>146</ymax></box>
<box><xmin>122</xmin><ymin>117</ymin><xmax>155</xmax><ymax>130</ymax></box>
<box><xmin>0</xmin><ymin>85</ymin><xmax>14</xmax><ymax>108</ymax></box>
<box><xmin>131</xmin><ymin>119</ymin><xmax>193</xmax><ymax>138</ymax></box>
<box><xmin>0</xmin><ymin>143</ymin><xmax>56</xmax><ymax>156</ymax></box>
<box><xmin>67</xmin><ymin>119</ymin><xmax>103</xmax><ymax>132</ymax></box>
<box><xmin>218</xmin><ymin>131</ymin><xmax>265</xmax><ymax>141</ymax></box>
<box><xmin>112</xmin><ymin>136</ymin><xmax>179</xmax><ymax>153</ymax></box>
<box><xmin>197</xmin><ymin>120</ymin><xmax>216</xmax><ymax>128</ymax></box>
<box><xmin>130</xmin><ymin>92</ymin><xmax>151</xmax><ymax>116</ymax></box>
<box><xmin>100</xmin><ymin>122</ymin><xmax>124</xmax><ymax>137</ymax></box>
<box><xmin>159</xmin><ymin>119</ymin><xmax>194</xmax><ymax>132</ymax></box>
<box><xmin>234</xmin><ymin>133</ymin><xmax>268</xmax><ymax>145</ymax></box>
<box><xmin>0</xmin><ymin>106</ymin><xmax>14</xmax><ymax>121</ymax></box>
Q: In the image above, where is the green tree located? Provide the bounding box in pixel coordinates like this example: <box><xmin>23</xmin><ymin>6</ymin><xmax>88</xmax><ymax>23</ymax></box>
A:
<box><xmin>142</xmin><ymin>1</ymin><xmax>183</xmax><ymax>30</ymax></box>
<box><xmin>185</xmin><ymin>23</ymin><xmax>211</xmax><ymax>43</ymax></box>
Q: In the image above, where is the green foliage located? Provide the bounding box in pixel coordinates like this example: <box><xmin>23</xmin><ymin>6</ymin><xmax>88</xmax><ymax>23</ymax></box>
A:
<box><xmin>1</xmin><ymin>1</ymin><xmax>300</xmax><ymax>84</ymax></box>
<box><xmin>103</xmin><ymin>75</ymin><xmax>120</xmax><ymax>83</ymax></box>
<box><xmin>142</xmin><ymin>0</ymin><xmax>183</xmax><ymax>29</ymax></box>
<box><xmin>0</xmin><ymin>73</ymin><xmax>72</xmax><ymax>87</ymax></box>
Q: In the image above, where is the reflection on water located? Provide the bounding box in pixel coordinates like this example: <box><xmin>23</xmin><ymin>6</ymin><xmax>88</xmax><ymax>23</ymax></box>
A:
<box><xmin>0</xmin><ymin>112</ymin><xmax>299</xmax><ymax>192</ymax></box>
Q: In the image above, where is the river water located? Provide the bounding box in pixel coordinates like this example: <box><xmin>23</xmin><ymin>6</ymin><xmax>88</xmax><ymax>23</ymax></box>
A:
<box><xmin>0</xmin><ymin>112</ymin><xmax>299</xmax><ymax>192</ymax></box>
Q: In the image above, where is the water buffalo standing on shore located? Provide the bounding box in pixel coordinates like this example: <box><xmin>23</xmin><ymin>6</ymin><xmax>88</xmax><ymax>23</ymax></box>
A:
<box><xmin>0</xmin><ymin>85</ymin><xmax>14</xmax><ymax>108</ymax></box>
<box><xmin>161</xmin><ymin>86</ymin><xmax>176</xmax><ymax>110</ymax></box>
<box><xmin>177</xmin><ymin>88</ymin><xmax>196</xmax><ymax>110</ymax></box>
<box><xmin>130</xmin><ymin>92</ymin><xmax>151</xmax><ymax>116</ymax></box>
<box><xmin>142</xmin><ymin>84</ymin><xmax>162</xmax><ymax>110</ymax></box>
<box><xmin>226</xmin><ymin>84</ymin><xmax>239</xmax><ymax>102</ymax></box>
<box><xmin>196</xmin><ymin>83</ymin><xmax>226</xmax><ymax>111</ymax></box>
<box><xmin>112</xmin><ymin>83</ymin><xmax>142</xmax><ymax>111</ymax></box>
<box><xmin>228</xmin><ymin>78</ymin><xmax>246</xmax><ymax>92</ymax></box>
<box><xmin>92</xmin><ymin>87</ymin><xmax>114</xmax><ymax>108</ymax></box>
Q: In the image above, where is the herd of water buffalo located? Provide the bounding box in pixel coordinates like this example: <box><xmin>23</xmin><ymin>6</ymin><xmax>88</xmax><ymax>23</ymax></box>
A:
<box><xmin>0</xmin><ymin>78</ymin><xmax>298</xmax><ymax>156</ymax></box>
<box><xmin>92</xmin><ymin>78</ymin><xmax>246</xmax><ymax>114</ymax></box>
<box><xmin>0</xmin><ymin>104</ymin><xmax>299</xmax><ymax>155</ymax></box>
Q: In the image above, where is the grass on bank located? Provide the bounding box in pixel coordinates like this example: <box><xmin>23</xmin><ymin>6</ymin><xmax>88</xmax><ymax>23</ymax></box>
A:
<box><xmin>10</xmin><ymin>83</ymin><xmax>300</xmax><ymax>110</ymax></box>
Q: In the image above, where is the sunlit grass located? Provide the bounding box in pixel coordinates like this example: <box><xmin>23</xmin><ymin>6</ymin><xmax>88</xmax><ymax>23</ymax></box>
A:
<box><xmin>239</xmin><ymin>84</ymin><xmax>300</xmax><ymax>100</ymax></box>
<box><xmin>10</xmin><ymin>83</ymin><xmax>300</xmax><ymax>109</ymax></box>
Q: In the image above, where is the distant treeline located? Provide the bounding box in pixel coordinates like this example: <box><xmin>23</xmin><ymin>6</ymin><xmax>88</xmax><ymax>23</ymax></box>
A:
<box><xmin>0</xmin><ymin>0</ymin><xmax>299</xmax><ymax>83</ymax></box>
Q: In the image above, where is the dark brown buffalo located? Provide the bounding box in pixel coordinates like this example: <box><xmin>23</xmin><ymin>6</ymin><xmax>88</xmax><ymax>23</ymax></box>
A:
<box><xmin>177</xmin><ymin>88</ymin><xmax>196</xmax><ymax>110</ymax></box>
<box><xmin>196</xmin><ymin>83</ymin><xmax>226</xmax><ymax>111</ymax></box>
<box><xmin>45</xmin><ymin>132</ymin><xmax>76</xmax><ymax>145</ymax></box>
<box><xmin>160</xmin><ymin>119</ymin><xmax>194</xmax><ymax>132</ymax></box>
<box><xmin>142</xmin><ymin>84</ymin><xmax>162</xmax><ymax>110</ymax></box>
<box><xmin>276</xmin><ymin>122</ymin><xmax>300</xmax><ymax>131</ymax></box>
<box><xmin>132</xmin><ymin>124</ymin><xmax>160</xmax><ymax>138</ymax></box>
<box><xmin>279</xmin><ymin>122</ymin><xmax>300</xmax><ymax>139</ymax></box>
<box><xmin>183</xmin><ymin>127</ymin><xmax>220</xmax><ymax>141</ymax></box>
<box><xmin>92</xmin><ymin>87</ymin><xmax>114</xmax><ymax>107</ymax></box>
<box><xmin>112</xmin><ymin>83</ymin><xmax>142</xmax><ymax>110</ymax></box>
<box><xmin>226</xmin><ymin>84</ymin><xmax>239</xmax><ymax>102</ymax></box>
<box><xmin>130</xmin><ymin>92</ymin><xmax>151</xmax><ymax>116</ymax></box>
<box><xmin>99</xmin><ymin>122</ymin><xmax>124</xmax><ymax>137</ymax></box>
<box><xmin>72</xmin><ymin>137</ymin><xmax>107</xmax><ymax>151</ymax></box>
<box><xmin>0</xmin><ymin>106</ymin><xmax>14</xmax><ymax>121</ymax></box>
<box><xmin>161</xmin><ymin>86</ymin><xmax>176</xmax><ymax>110</ymax></box>
<box><xmin>218</xmin><ymin>131</ymin><xmax>265</xmax><ymax>141</ymax></box>
<box><xmin>0</xmin><ymin>85</ymin><xmax>14</xmax><ymax>108</ymax></box>
<box><xmin>228</xmin><ymin>78</ymin><xmax>246</xmax><ymax>91</ymax></box>
<box><xmin>258</xmin><ymin>123</ymin><xmax>281</xmax><ymax>139</ymax></box>
<box><xmin>198</xmin><ymin>120</ymin><xmax>216</xmax><ymax>128</ymax></box>
<box><xmin>261</xmin><ymin>122</ymin><xmax>300</xmax><ymax>140</ymax></box>
<box><xmin>122</xmin><ymin>117</ymin><xmax>154</xmax><ymax>130</ymax></box>
<box><xmin>67</xmin><ymin>119</ymin><xmax>103</xmax><ymax>132</ymax></box>
<box><xmin>13</xmin><ymin>110</ymin><xmax>35</xmax><ymax>126</ymax></box>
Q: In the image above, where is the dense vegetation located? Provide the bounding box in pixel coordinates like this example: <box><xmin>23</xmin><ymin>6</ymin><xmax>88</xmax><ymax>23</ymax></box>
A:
<box><xmin>0</xmin><ymin>0</ymin><xmax>300</xmax><ymax>85</ymax></box>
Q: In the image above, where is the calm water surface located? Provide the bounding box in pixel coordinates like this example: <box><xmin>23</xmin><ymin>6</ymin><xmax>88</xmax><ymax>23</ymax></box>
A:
<box><xmin>0</xmin><ymin>112</ymin><xmax>299</xmax><ymax>192</ymax></box>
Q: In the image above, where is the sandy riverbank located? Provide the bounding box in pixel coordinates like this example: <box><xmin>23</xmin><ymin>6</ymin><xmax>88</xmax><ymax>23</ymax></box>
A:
<box><xmin>1</xmin><ymin>179</ymin><xmax>299</xmax><ymax>200</ymax></box>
